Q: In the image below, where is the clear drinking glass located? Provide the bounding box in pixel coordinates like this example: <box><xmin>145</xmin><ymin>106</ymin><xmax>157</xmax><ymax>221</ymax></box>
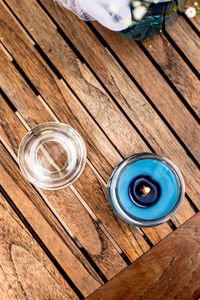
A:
<box><xmin>18</xmin><ymin>122</ymin><xmax>87</xmax><ymax>190</ymax></box>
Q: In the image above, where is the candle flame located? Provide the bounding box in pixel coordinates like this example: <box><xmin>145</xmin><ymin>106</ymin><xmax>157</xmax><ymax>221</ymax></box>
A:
<box><xmin>141</xmin><ymin>186</ymin><xmax>151</xmax><ymax>195</ymax></box>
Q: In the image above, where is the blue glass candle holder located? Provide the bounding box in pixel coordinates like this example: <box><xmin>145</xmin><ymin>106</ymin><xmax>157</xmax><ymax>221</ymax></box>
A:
<box><xmin>108</xmin><ymin>153</ymin><xmax>184</xmax><ymax>227</ymax></box>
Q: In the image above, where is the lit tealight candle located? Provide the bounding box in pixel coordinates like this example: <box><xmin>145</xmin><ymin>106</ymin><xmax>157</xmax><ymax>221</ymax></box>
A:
<box><xmin>108</xmin><ymin>153</ymin><xmax>184</xmax><ymax>227</ymax></box>
<box><xmin>129</xmin><ymin>176</ymin><xmax>159</xmax><ymax>207</ymax></box>
<box><xmin>141</xmin><ymin>186</ymin><xmax>151</xmax><ymax>195</ymax></box>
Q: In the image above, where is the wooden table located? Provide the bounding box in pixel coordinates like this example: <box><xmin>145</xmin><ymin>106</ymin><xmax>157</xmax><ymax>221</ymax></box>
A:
<box><xmin>0</xmin><ymin>0</ymin><xmax>199</xmax><ymax>299</ymax></box>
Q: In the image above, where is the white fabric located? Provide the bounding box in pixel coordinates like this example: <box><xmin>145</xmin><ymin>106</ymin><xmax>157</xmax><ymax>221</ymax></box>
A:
<box><xmin>56</xmin><ymin>0</ymin><xmax>170</xmax><ymax>31</ymax></box>
<box><xmin>56</xmin><ymin>0</ymin><xmax>132</xmax><ymax>31</ymax></box>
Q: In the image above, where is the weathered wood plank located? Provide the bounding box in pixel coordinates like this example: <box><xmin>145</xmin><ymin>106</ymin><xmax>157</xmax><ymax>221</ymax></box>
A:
<box><xmin>0</xmin><ymin>97</ymin><xmax>127</xmax><ymax>280</ymax></box>
<box><xmin>37</xmin><ymin>0</ymin><xmax>200</xmax><ymax>162</ymax></box>
<box><xmin>86</xmin><ymin>212</ymin><xmax>200</xmax><ymax>300</ymax></box>
<box><xmin>167</xmin><ymin>16</ymin><xmax>200</xmax><ymax>73</ymax></box>
<box><xmin>2</xmin><ymin>0</ymin><xmax>199</xmax><ymax>219</ymax></box>
<box><xmin>190</xmin><ymin>16</ymin><xmax>200</xmax><ymax>32</ymax></box>
<box><xmin>43</xmin><ymin>188</ymin><xmax>128</xmax><ymax>276</ymax></box>
<box><xmin>0</xmin><ymin>192</ymin><xmax>79</xmax><ymax>300</ymax></box>
<box><xmin>0</xmin><ymin>144</ymin><xmax>102</xmax><ymax>297</ymax></box>
<box><xmin>171</xmin><ymin>198</ymin><xmax>195</xmax><ymax>227</ymax></box>
<box><xmin>143</xmin><ymin>34</ymin><xmax>200</xmax><ymax>117</ymax></box>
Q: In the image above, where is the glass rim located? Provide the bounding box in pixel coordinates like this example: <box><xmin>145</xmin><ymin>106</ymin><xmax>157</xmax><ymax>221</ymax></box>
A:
<box><xmin>18</xmin><ymin>122</ymin><xmax>87</xmax><ymax>190</ymax></box>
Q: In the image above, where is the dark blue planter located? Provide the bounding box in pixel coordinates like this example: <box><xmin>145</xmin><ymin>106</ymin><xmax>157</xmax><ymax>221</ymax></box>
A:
<box><xmin>119</xmin><ymin>0</ymin><xmax>179</xmax><ymax>40</ymax></box>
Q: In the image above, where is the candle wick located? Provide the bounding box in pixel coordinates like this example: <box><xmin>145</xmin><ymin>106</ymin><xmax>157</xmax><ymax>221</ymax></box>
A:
<box><xmin>141</xmin><ymin>186</ymin><xmax>151</xmax><ymax>195</ymax></box>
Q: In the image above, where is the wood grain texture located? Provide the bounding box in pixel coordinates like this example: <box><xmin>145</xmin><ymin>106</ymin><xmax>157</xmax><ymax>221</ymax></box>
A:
<box><xmin>89</xmin><ymin>25</ymin><xmax>200</xmax><ymax>160</ymax></box>
<box><xmin>1</xmin><ymin>0</ymin><xmax>147</xmax><ymax>158</ymax></box>
<box><xmin>0</xmin><ymin>39</ymin><xmax>151</xmax><ymax>261</ymax></box>
<box><xmin>0</xmin><ymin>0</ymin><xmax>197</xmax><ymax>251</ymax></box>
<box><xmin>190</xmin><ymin>16</ymin><xmax>200</xmax><ymax>32</ymax></box>
<box><xmin>0</xmin><ymin>0</ymin><xmax>199</xmax><ymax>296</ymax></box>
<box><xmin>0</xmin><ymin>193</ymin><xmax>78</xmax><ymax>300</ymax></box>
<box><xmin>0</xmin><ymin>144</ymin><xmax>103</xmax><ymax>296</ymax></box>
<box><xmin>0</xmin><ymin>94</ymin><xmax>168</xmax><ymax>260</ymax></box>
<box><xmin>0</xmin><ymin>92</ymin><xmax>127</xmax><ymax>280</ymax></box>
<box><xmin>143</xmin><ymin>34</ymin><xmax>200</xmax><ymax>117</ymax></box>
<box><xmin>43</xmin><ymin>188</ymin><xmax>127</xmax><ymax>275</ymax></box>
<box><xmin>167</xmin><ymin>16</ymin><xmax>200</xmax><ymax>73</ymax></box>
<box><xmin>37</xmin><ymin>0</ymin><xmax>200</xmax><ymax>162</ymax></box>
<box><xmin>9</xmin><ymin>0</ymin><xmax>200</xmax><ymax>211</ymax></box>
<box><xmin>87</xmin><ymin>212</ymin><xmax>200</xmax><ymax>300</ymax></box>
<box><xmin>170</xmin><ymin>198</ymin><xmax>195</xmax><ymax>227</ymax></box>
<box><xmin>179</xmin><ymin>0</ymin><xmax>200</xmax><ymax>32</ymax></box>
<box><xmin>2</xmin><ymin>0</ymin><xmax>199</xmax><ymax>221</ymax></box>
<box><xmin>0</xmin><ymin>3</ymin><xmax>175</xmax><ymax>256</ymax></box>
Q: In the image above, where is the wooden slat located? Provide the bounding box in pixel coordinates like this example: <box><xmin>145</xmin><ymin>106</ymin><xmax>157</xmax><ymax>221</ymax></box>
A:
<box><xmin>43</xmin><ymin>188</ymin><xmax>127</xmax><ymax>273</ymax></box>
<box><xmin>190</xmin><ymin>16</ymin><xmax>200</xmax><ymax>32</ymax></box>
<box><xmin>171</xmin><ymin>199</ymin><xmax>195</xmax><ymax>227</ymax></box>
<box><xmin>37</xmin><ymin>0</ymin><xmax>200</xmax><ymax>162</ymax></box>
<box><xmin>0</xmin><ymin>192</ymin><xmax>78</xmax><ymax>300</ymax></box>
<box><xmin>0</xmin><ymin>3</ymin><xmax>173</xmax><ymax>254</ymax></box>
<box><xmin>4</xmin><ymin>0</ymin><xmax>200</xmax><ymax>211</ymax></box>
<box><xmin>0</xmin><ymin>97</ymin><xmax>127</xmax><ymax>280</ymax></box>
<box><xmin>87</xmin><ymin>212</ymin><xmax>200</xmax><ymax>300</ymax></box>
<box><xmin>143</xmin><ymin>34</ymin><xmax>200</xmax><ymax>117</ymax></box>
<box><xmin>167</xmin><ymin>16</ymin><xmax>200</xmax><ymax>73</ymax></box>
<box><xmin>0</xmin><ymin>144</ymin><xmax>102</xmax><ymax>297</ymax></box>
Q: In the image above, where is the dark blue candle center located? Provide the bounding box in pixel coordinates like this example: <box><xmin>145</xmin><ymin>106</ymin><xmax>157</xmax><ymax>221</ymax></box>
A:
<box><xmin>129</xmin><ymin>176</ymin><xmax>160</xmax><ymax>207</ymax></box>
